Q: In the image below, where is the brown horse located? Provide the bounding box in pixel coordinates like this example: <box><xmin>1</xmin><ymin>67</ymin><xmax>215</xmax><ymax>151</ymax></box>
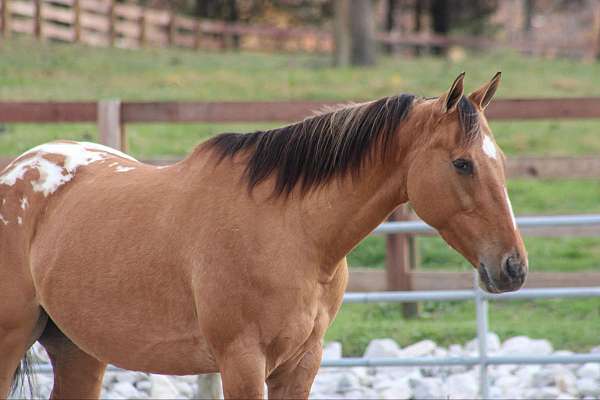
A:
<box><xmin>0</xmin><ymin>73</ymin><xmax>526</xmax><ymax>399</ymax></box>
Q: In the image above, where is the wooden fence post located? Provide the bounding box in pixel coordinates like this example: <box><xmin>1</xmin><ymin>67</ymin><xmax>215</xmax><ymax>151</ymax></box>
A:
<box><xmin>167</xmin><ymin>10</ymin><xmax>175</xmax><ymax>46</ymax></box>
<box><xmin>33</xmin><ymin>0</ymin><xmax>42</xmax><ymax>39</ymax></box>
<box><xmin>1</xmin><ymin>0</ymin><xmax>11</xmax><ymax>38</ymax></box>
<box><xmin>98</xmin><ymin>100</ymin><xmax>125</xmax><ymax>151</ymax></box>
<box><xmin>139</xmin><ymin>8</ymin><xmax>146</xmax><ymax>47</ymax></box>
<box><xmin>193</xmin><ymin>19</ymin><xmax>201</xmax><ymax>50</ymax></box>
<box><xmin>594</xmin><ymin>5</ymin><xmax>600</xmax><ymax>60</ymax></box>
<box><xmin>386</xmin><ymin>205</ymin><xmax>419</xmax><ymax>317</ymax></box>
<box><xmin>108</xmin><ymin>0</ymin><xmax>115</xmax><ymax>46</ymax></box>
<box><xmin>73</xmin><ymin>0</ymin><xmax>81</xmax><ymax>43</ymax></box>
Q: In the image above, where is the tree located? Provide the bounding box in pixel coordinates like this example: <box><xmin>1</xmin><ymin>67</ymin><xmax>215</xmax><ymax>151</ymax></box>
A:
<box><xmin>333</xmin><ymin>0</ymin><xmax>351</xmax><ymax>66</ymax></box>
<box><xmin>430</xmin><ymin>0</ymin><xmax>450</xmax><ymax>55</ymax></box>
<box><xmin>349</xmin><ymin>0</ymin><xmax>377</xmax><ymax>66</ymax></box>
<box><xmin>383</xmin><ymin>0</ymin><xmax>398</xmax><ymax>54</ymax></box>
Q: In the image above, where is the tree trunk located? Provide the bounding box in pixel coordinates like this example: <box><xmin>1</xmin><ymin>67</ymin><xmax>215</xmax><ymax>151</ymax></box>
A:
<box><xmin>414</xmin><ymin>0</ymin><xmax>423</xmax><ymax>56</ymax></box>
<box><xmin>350</xmin><ymin>0</ymin><xmax>377</xmax><ymax>66</ymax></box>
<box><xmin>195</xmin><ymin>0</ymin><xmax>220</xmax><ymax>18</ymax></box>
<box><xmin>224</xmin><ymin>0</ymin><xmax>240</xmax><ymax>49</ymax></box>
<box><xmin>430</xmin><ymin>0</ymin><xmax>450</xmax><ymax>55</ymax></box>
<box><xmin>523</xmin><ymin>0</ymin><xmax>534</xmax><ymax>33</ymax></box>
<box><xmin>383</xmin><ymin>0</ymin><xmax>397</xmax><ymax>54</ymax></box>
<box><xmin>333</xmin><ymin>0</ymin><xmax>351</xmax><ymax>66</ymax></box>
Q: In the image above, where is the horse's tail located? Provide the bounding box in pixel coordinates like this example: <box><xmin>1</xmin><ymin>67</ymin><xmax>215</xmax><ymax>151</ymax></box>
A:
<box><xmin>10</xmin><ymin>351</ymin><xmax>37</xmax><ymax>399</ymax></box>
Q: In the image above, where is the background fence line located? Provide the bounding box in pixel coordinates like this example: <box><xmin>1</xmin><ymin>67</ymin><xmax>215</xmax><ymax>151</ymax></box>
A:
<box><xmin>2</xmin><ymin>0</ymin><xmax>599</xmax><ymax>56</ymax></box>
<box><xmin>2</xmin><ymin>98</ymin><xmax>600</xmax><ymax>294</ymax></box>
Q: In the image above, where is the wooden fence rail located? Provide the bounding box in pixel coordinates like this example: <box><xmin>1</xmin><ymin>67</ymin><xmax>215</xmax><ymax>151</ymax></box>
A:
<box><xmin>1</xmin><ymin>98</ymin><xmax>600</xmax><ymax>293</ymax></box>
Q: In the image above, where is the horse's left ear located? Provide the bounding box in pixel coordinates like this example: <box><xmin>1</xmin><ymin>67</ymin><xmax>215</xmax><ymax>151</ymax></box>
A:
<box><xmin>440</xmin><ymin>72</ymin><xmax>465</xmax><ymax>113</ymax></box>
<box><xmin>469</xmin><ymin>72</ymin><xmax>501</xmax><ymax>110</ymax></box>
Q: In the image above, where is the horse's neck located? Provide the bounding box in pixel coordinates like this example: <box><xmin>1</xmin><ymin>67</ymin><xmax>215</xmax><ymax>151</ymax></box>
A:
<box><xmin>300</xmin><ymin>138</ymin><xmax>414</xmax><ymax>274</ymax></box>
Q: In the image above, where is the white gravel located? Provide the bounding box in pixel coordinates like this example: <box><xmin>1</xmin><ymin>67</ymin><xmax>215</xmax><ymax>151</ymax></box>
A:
<box><xmin>12</xmin><ymin>335</ymin><xmax>600</xmax><ymax>399</ymax></box>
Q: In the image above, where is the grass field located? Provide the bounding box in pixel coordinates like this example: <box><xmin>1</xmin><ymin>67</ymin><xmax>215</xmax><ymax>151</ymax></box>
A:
<box><xmin>2</xmin><ymin>38</ymin><xmax>600</xmax><ymax>354</ymax></box>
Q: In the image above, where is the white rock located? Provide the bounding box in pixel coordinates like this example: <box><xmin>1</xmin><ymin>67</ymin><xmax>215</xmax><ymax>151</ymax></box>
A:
<box><xmin>341</xmin><ymin>388</ymin><xmax>368</xmax><ymax>398</ymax></box>
<box><xmin>30</xmin><ymin>343</ymin><xmax>50</xmax><ymax>363</ymax></box>
<box><xmin>173</xmin><ymin>380</ymin><xmax>194</xmax><ymax>398</ymax></box>
<box><xmin>115</xmin><ymin>371</ymin><xmax>146</xmax><ymax>384</ymax></box>
<box><xmin>514</xmin><ymin>365</ymin><xmax>541</xmax><ymax>388</ymax></box>
<box><xmin>532</xmin><ymin>368</ymin><xmax>556</xmax><ymax>388</ymax></box>
<box><xmin>377</xmin><ymin>378</ymin><xmax>412</xmax><ymax>399</ymax></box>
<box><xmin>336</xmin><ymin>373</ymin><xmax>361</xmax><ymax>394</ymax></box>
<box><xmin>554</xmin><ymin>350</ymin><xmax>579</xmax><ymax>370</ymax></box>
<box><xmin>490</xmin><ymin>363</ymin><xmax>518</xmax><ymax>378</ymax></box>
<box><xmin>577</xmin><ymin>363</ymin><xmax>600</xmax><ymax>380</ymax></box>
<box><xmin>323</xmin><ymin>342</ymin><xmax>342</xmax><ymax>360</ymax></box>
<box><xmin>400</xmin><ymin>340</ymin><xmax>437</xmax><ymax>357</ymax></box>
<box><xmin>150</xmin><ymin>375</ymin><xmax>180</xmax><ymax>399</ymax></box>
<box><xmin>448</xmin><ymin>344</ymin><xmax>463</xmax><ymax>356</ymax></box>
<box><xmin>577</xmin><ymin>377</ymin><xmax>600</xmax><ymax>397</ymax></box>
<box><xmin>501</xmin><ymin>336</ymin><xmax>553</xmax><ymax>356</ymax></box>
<box><xmin>555</xmin><ymin>392</ymin><xmax>576</xmax><ymax>400</ymax></box>
<box><xmin>550</xmin><ymin>366</ymin><xmax>577</xmax><ymax>395</ymax></box>
<box><xmin>197</xmin><ymin>373</ymin><xmax>222</xmax><ymax>399</ymax></box>
<box><xmin>493</xmin><ymin>374</ymin><xmax>522</xmax><ymax>392</ymax></box>
<box><xmin>432</xmin><ymin>347</ymin><xmax>447</xmax><ymax>357</ymax></box>
<box><xmin>444</xmin><ymin>372</ymin><xmax>478</xmax><ymax>399</ymax></box>
<box><xmin>136</xmin><ymin>380</ymin><xmax>152</xmax><ymax>393</ymax></box>
<box><xmin>523</xmin><ymin>386</ymin><xmax>561</xmax><ymax>399</ymax></box>
<box><xmin>363</xmin><ymin>339</ymin><xmax>402</xmax><ymax>358</ymax></box>
<box><xmin>112</xmin><ymin>381</ymin><xmax>145</xmax><ymax>399</ymax></box>
<box><xmin>465</xmin><ymin>332</ymin><xmax>501</xmax><ymax>353</ymax></box>
<box><xmin>410</xmin><ymin>377</ymin><xmax>443</xmax><ymax>399</ymax></box>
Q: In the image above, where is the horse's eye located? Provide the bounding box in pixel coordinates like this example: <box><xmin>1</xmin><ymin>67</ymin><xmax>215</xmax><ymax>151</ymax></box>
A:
<box><xmin>452</xmin><ymin>158</ymin><xmax>473</xmax><ymax>175</ymax></box>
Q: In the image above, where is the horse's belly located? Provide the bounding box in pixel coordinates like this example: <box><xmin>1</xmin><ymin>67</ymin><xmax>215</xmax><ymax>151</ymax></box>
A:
<box><xmin>40</xmin><ymin>284</ymin><xmax>218</xmax><ymax>374</ymax></box>
<box><xmin>32</xmin><ymin>243</ymin><xmax>217</xmax><ymax>374</ymax></box>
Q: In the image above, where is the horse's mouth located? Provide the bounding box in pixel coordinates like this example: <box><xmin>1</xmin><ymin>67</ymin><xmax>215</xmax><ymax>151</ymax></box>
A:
<box><xmin>478</xmin><ymin>263</ymin><xmax>501</xmax><ymax>293</ymax></box>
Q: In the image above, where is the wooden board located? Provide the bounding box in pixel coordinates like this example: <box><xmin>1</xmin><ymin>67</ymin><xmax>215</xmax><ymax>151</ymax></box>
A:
<box><xmin>121</xmin><ymin>101</ymin><xmax>340</xmax><ymax>123</ymax></box>
<box><xmin>11</xmin><ymin>0</ymin><xmax>35</xmax><ymax>17</ymax></box>
<box><xmin>0</xmin><ymin>102</ymin><xmax>97</xmax><ymax>122</ymax></box>
<box><xmin>10</xmin><ymin>17</ymin><xmax>34</xmax><ymax>34</ymax></box>
<box><xmin>80</xmin><ymin>10</ymin><xmax>109</xmax><ymax>32</ymax></box>
<box><xmin>487</xmin><ymin>98</ymin><xmax>600</xmax><ymax>120</ymax></box>
<box><xmin>118</xmin><ymin>99</ymin><xmax>600</xmax><ymax>123</ymax></box>
<box><xmin>42</xmin><ymin>3</ymin><xmax>75</xmax><ymax>24</ymax></box>
<box><xmin>43</xmin><ymin>21</ymin><xmax>74</xmax><ymax>41</ymax></box>
<box><xmin>347</xmin><ymin>268</ymin><xmax>600</xmax><ymax>292</ymax></box>
<box><xmin>114</xmin><ymin>2</ymin><xmax>142</xmax><ymax>21</ymax></box>
<box><xmin>507</xmin><ymin>155</ymin><xmax>600</xmax><ymax>179</ymax></box>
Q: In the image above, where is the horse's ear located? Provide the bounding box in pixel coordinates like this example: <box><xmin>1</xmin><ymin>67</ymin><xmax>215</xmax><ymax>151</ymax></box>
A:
<box><xmin>469</xmin><ymin>71</ymin><xmax>501</xmax><ymax>110</ymax></box>
<box><xmin>440</xmin><ymin>72</ymin><xmax>465</xmax><ymax>113</ymax></box>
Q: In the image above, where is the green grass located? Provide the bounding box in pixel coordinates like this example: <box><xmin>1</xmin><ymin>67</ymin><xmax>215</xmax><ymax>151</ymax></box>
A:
<box><xmin>327</xmin><ymin>299</ymin><xmax>600</xmax><ymax>356</ymax></box>
<box><xmin>2</xmin><ymin>38</ymin><xmax>600</xmax><ymax>353</ymax></box>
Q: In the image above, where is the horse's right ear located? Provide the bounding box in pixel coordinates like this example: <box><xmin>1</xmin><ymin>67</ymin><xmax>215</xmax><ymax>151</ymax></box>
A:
<box><xmin>440</xmin><ymin>72</ymin><xmax>465</xmax><ymax>113</ymax></box>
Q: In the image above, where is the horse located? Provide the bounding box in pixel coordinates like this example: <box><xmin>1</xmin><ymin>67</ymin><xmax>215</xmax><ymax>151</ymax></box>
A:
<box><xmin>0</xmin><ymin>73</ymin><xmax>527</xmax><ymax>399</ymax></box>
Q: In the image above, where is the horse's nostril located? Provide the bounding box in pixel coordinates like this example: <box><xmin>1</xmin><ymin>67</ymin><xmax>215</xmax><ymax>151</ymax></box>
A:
<box><xmin>505</xmin><ymin>256</ymin><xmax>523</xmax><ymax>280</ymax></box>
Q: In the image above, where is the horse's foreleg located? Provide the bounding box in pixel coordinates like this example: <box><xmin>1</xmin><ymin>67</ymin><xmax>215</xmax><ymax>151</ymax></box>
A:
<box><xmin>39</xmin><ymin>319</ymin><xmax>106</xmax><ymax>399</ymax></box>
<box><xmin>266</xmin><ymin>342</ymin><xmax>322</xmax><ymax>400</ymax></box>
<box><xmin>217</xmin><ymin>344</ymin><xmax>266</xmax><ymax>400</ymax></box>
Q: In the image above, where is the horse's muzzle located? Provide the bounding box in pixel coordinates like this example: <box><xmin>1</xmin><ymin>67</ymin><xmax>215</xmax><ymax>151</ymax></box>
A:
<box><xmin>478</xmin><ymin>253</ymin><xmax>527</xmax><ymax>293</ymax></box>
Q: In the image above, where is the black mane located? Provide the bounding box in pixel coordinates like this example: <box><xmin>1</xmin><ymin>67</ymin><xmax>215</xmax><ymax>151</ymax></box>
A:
<box><xmin>206</xmin><ymin>93</ymin><xmax>479</xmax><ymax>196</ymax></box>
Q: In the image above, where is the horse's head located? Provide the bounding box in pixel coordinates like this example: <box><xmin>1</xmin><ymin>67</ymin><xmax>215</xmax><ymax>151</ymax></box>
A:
<box><xmin>406</xmin><ymin>73</ymin><xmax>527</xmax><ymax>293</ymax></box>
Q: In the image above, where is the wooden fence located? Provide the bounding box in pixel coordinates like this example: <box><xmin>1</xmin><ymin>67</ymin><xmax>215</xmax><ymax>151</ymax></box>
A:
<box><xmin>3</xmin><ymin>0</ymin><xmax>586</xmax><ymax>56</ymax></box>
<box><xmin>0</xmin><ymin>0</ymin><xmax>332</xmax><ymax>52</ymax></box>
<box><xmin>2</xmin><ymin>98</ymin><xmax>600</xmax><ymax>292</ymax></box>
